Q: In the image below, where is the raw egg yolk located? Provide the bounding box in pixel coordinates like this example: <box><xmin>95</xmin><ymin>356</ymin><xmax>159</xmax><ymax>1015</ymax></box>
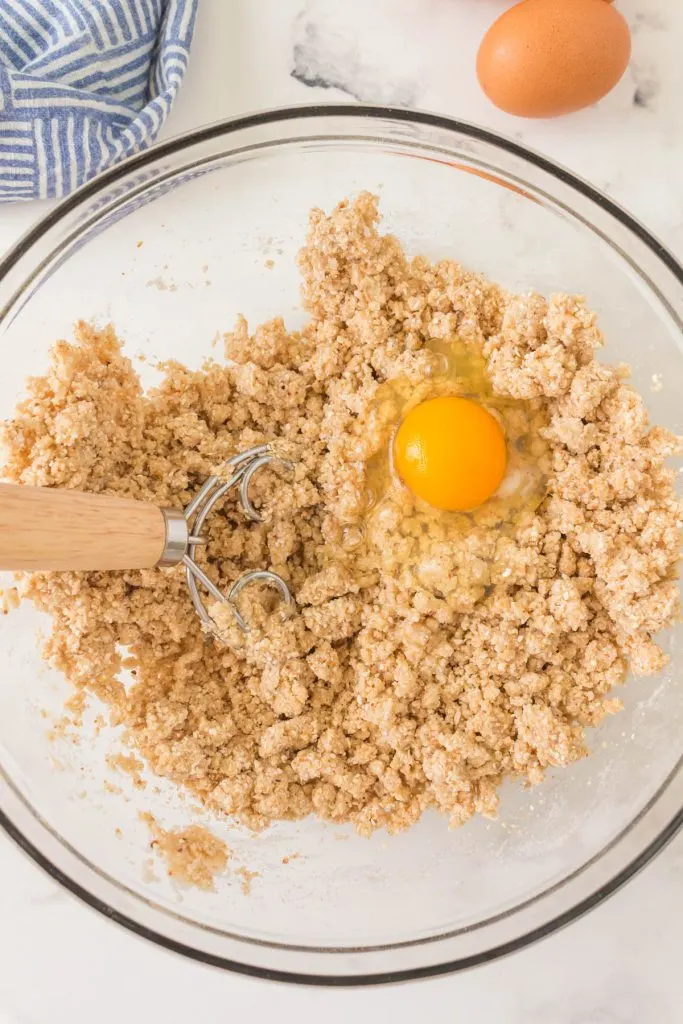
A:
<box><xmin>393</xmin><ymin>396</ymin><xmax>507</xmax><ymax>511</ymax></box>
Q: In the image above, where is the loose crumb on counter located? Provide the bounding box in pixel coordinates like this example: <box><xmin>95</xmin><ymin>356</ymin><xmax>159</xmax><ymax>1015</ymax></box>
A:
<box><xmin>1</xmin><ymin>193</ymin><xmax>681</xmax><ymax>840</ymax></box>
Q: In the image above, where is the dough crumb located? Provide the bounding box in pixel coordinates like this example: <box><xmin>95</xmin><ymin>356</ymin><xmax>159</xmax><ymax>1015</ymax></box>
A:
<box><xmin>235</xmin><ymin>865</ymin><xmax>261</xmax><ymax>895</ymax></box>
<box><xmin>0</xmin><ymin>587</ymin><xmax>20</xmax><ymax>614</ymax></box>
<box><xmin>141</xmin><ymin>813</ymin><xmax>229</xmax><ymax>891</ymax></box>
<box><xmin>107</xmin><ymin>753</ymin><xmax>146</xmax><ymax>790</ymax></box>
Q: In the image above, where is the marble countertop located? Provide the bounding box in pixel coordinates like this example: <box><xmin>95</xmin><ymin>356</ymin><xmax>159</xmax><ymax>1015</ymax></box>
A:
<box><xmin>1</xmin><ymin>0</ymin><xmax>683</xmax><ymax>1020</ymax></box>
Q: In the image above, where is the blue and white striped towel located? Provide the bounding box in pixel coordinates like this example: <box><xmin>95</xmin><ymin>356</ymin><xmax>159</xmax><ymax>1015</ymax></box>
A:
<box><xmin>0</xmin><ymin>0</ymin><xmax>198</xmax><ymax>202</ymax></box>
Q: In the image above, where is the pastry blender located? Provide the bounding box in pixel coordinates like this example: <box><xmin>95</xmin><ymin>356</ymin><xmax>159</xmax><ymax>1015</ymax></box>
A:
<box><xmin>0</xmin><ymin>444</ymin><xmax>293</xmax><ymax>637</ymax></box>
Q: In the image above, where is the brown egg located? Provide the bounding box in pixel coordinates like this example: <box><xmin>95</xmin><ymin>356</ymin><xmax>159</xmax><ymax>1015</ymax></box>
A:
<box><xmin>477</xmin><ymin>0</ymin><xmax>632</xmax><ymax>118</ymax></box>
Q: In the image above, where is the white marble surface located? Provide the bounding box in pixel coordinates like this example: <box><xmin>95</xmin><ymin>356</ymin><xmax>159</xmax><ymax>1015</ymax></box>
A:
<box><xmin>1</xmin><ymin>0</ymin><xmax>683</xmax><ymax>1020</ymax></box>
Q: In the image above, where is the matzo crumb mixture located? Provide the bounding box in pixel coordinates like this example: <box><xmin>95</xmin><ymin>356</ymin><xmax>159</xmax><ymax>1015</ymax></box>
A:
<box><xmin>2</xmin><ymin>193</ymin><xmax>681</xmax><ymax>836</ymax></box>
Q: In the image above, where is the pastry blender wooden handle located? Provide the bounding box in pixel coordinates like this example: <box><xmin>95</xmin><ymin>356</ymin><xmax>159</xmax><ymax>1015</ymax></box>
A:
<box><xmin>0</xmin><ymin>483</ymin><xmax>187</xmax><ymax>572</ymax></box>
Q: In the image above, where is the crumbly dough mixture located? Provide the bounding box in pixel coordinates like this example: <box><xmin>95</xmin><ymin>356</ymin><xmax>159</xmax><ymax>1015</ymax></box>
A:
<box><xmin>2</xmin><ymin>193</ymin><xmax>681</xmax><ymax>836</ymax></box>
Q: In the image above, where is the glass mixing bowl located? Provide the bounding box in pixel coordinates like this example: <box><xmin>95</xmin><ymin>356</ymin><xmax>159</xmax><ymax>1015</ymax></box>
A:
<box><xmin>1</xmin><ymin>106</ymin><xmax>682</xmax><ymax>986</ymax></box>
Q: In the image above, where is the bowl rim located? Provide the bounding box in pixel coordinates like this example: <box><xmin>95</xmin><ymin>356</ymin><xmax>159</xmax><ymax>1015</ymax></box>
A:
<box><xmin>1</xmin><ymin>102</ymin><xmax>682</xmax><ymax>987</ymax></box>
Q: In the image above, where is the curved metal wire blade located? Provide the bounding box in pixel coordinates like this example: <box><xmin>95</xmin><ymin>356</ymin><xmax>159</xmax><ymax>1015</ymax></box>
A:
<box><xmin>181</xmin><ymin>444</ymin><xmax>295</xmax><ymax>637</ymax></box>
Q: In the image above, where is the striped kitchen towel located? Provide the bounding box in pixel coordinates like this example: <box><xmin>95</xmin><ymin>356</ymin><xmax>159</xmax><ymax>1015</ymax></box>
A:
<box><xmin>0</xmin><ymin>0</ymin><xmax>198</xmax><ymax>202</ymax></box>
